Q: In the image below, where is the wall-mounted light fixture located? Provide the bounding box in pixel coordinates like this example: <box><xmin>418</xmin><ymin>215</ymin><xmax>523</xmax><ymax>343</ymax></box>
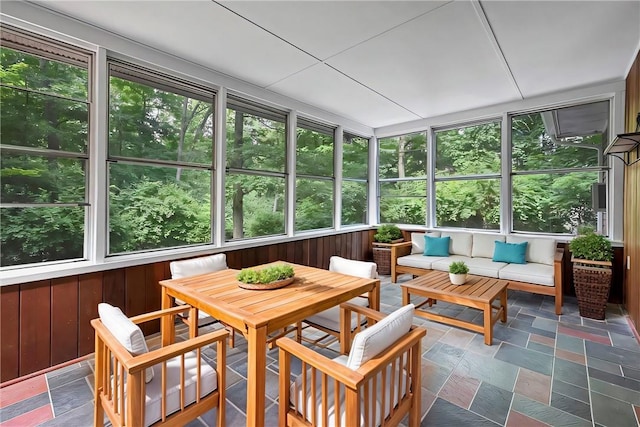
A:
<box><xmin>604</xmin><ymin>112</ymin><xmax>640</xmax><ymax>166</ymax></box>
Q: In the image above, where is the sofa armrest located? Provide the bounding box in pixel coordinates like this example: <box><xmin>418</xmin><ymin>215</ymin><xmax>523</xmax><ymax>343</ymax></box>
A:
<box><xmin>390</xmin><ymin>242</ymin><xmax>412</xmax><ymax>282</ymax></box>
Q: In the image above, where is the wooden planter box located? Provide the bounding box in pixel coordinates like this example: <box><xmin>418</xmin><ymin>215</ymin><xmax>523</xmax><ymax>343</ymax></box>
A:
<box><xmin>572</xmin><ymin>257</ymin><xmax>613</xmax><ymax>320</ymax></box>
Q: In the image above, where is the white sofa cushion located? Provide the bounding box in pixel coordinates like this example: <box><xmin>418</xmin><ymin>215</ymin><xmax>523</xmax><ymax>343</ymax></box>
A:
<box><xmin>441</xmin><ymin>231</ymin><xmax>473</xmax><ymax>257</ymax></box>
<box><xmin>347</xmin><ymin>304</ymin><xmax>414</xmax><ymax>370</ymax></box>
<box><xmin>329</xmin><ymin>256</ymin><xmax>378</xmax><ymax>279</ymax></box>
<box><xmin>506</xmin><ymin>236</ymin><xmax>556</xmax><ymax>266</ymax></box>
<box><xmin>170</xmin><ymin>254</ymin><xmax>227</xmax><ymax>279</ymax></box>
<box><xmin>462</xmin><ymin>257</ymin><xmax>508</xmax><ymax>278</ymax></box>
<box><xmin>472</xmin><ymin>233</ymin><xmax>505</xmax><ymax>259</ymax></box>
<box><xmin>432</xmin><ymin>255</ymin><xmax>472</xmax><ymax>273</ymax></box>
<box><xmin>304</xmin><ymin>296</ymin><xmax>369</xmax><ymax>332</ymax></box>
<box><xmin>411</xmin><ymin>231</ymin><xmax>441</xmax><ymax>254</ymax></box>
<box><xmin>397</xmin><ymin>254</ymin><xmax>445</xmax><ymax>269</ymax></box>
<box><xmin>499</xmin><ymin>263</ymin><xmax>555</xmax><ymax>286</ymax></box>
<box><xmin>98</xmin><ymin>303</ymin><xmax>154</xmax><ymax>383</ymax></box>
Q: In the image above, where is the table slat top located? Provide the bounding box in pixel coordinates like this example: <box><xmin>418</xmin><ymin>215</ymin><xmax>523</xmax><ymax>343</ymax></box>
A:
<box><xmin>401</xmin><ymin>270</ymin><xmax>508</xmax><ymax>303</ymax></box>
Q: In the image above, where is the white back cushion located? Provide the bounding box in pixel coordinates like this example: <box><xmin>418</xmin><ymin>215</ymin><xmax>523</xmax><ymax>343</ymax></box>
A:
<box><xmin>329</xmin><ymin>256</ymin><xmax>377</xmax><ymax>279</ymax></box>
<box><xmin>98</xmin><ymin>303</ymin><xmax>154</xmax><ymax>383</ymax></box>
<box><xmin>346</xmin><ymin>304</ymin><xmax>414</xmax><ymax>370</ymax></box>
<box><xmin>441</xmin><ymin>231</ymin><xmax>473</xmax><ymax>257</ymax></box>
<box><xmin>411</xmin><ymin>231</ymin><xmax>441</xmax><ymax>254</ymax></box>
<box><xmin>472</xmin><ymin>233</ymin><xmax>505</xmax><ymax>259</ymax></box>
<box><xmin>506</xmin><ymin>236</ymin><xmax>556</xmax><ymax>265</ymax></box>
<box><xmin>170</xmin><ymin>254</ymin><xmax>227</xmax><ymax>279</ymax></box>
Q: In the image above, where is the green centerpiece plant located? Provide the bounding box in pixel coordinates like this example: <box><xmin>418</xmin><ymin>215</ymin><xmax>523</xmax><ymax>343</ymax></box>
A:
<box><xmin>373</xmin><ymin>224</ymin><xmax>403</xmax><ymax>243</ymax></box>
<box><xmin>236</xmin><ymin>264</ymin><xmax>295</xmax><ymax>289</ymax></box>
<box><xmin>448</xmin><ymin>261</ymin><xmax>469</xmax><ymax>285</ymax></box>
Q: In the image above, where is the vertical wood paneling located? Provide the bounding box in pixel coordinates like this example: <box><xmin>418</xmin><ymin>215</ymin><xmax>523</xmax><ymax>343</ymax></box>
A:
<box><xmin>19</xmin><ymin>281</ymin><xmax>51</xmax><ymax>376</ymax></box>
<box><xmin>78</xmin><ymin>273</ymin><xmax>103</xmax><ymax>356</ymax></box>
<box><xmin>51</xmin><ymin>277</ymin><xmax>78</xmax><ymax>365</ymax></box>
<box><xmin>144</xmin><ymin>263</ymin><xmax>165</xmax><ymax>335</ymax></box>
<box><xmin>103</xmin><ymin>269</ymin><xmax>125</xmax><ymax>309</ymax></box>
<box><xmin>1</xmin><ymin>286</ymin><xmax>20</xmax><ymax>382</ymax></box>
<box><xmin>125</xmin><ymin>266</ymin><xmax>146</xmax><ymax>317</ymax></box>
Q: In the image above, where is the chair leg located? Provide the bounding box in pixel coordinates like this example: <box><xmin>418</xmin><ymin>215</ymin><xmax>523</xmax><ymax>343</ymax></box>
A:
<box><xmin>225</xmin><ymin>325</ymin><xmax>235</xmax><ymax>348</ymax></box>
<box><xmin>296</xmin><ymin>322</ymin><xmax>303</xmax><ymax>343</ymax></box>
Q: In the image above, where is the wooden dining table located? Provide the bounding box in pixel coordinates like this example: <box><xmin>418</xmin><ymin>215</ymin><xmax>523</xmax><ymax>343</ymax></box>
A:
<box><xmin>159</xmin><ymin>261</ymin><xmax>380</xmax><ymax>427</ymax></box>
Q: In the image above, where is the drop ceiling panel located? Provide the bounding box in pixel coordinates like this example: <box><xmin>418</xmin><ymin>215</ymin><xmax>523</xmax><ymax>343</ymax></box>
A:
<box><xmin>268</xmin><ymin>63</ymin><xmax>420</xmax><ymax>127</ymax></box>
<box><xmin>219</xmin><ymin>0</ymin><xmax>449</xmax><ymax>60</ymax></box>
<box><xmin>482</xmin><ymin>0</ymin><xmax>640</xmax><ymax>97</ymax></box>
<box><xmin>33</xmin><ymin>0</ymin><xmax>318</xmax><ymax>87</ymax></box>
<box><xmin>326</xmin><ymin>1</ymin><xmax>522</xmax><ymax>119</ymax></box>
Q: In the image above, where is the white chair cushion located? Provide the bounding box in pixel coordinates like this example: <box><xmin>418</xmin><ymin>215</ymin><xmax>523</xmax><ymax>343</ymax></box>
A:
<box><xmin>346</xmin><ymin>304</ymin><xmax>414</xmax><ymax>370</ymax></box>
<box><xmin>431</xmin><ymin>255</ymin><xmax>473</xmax><ymax>273</ymax></box>
<box><xmin>499</xmin><ymin>263</ymin><xmax>555</xmax><ymax>286</ymax></box>
<box><xmin>98</xmin><ymin>303</ymin><xmax>154</xmax><ymax>383</ymax></box>
<box><xmin>305</xmin><ymin>296</ymin><xmax>369</xmax><ymax>332</ymax></box>
<box><xmin>292</xmin><ymin>361</ymin><xmax>409</xmax><ymax>427</ymax></box>
<box><xmin>472</xmin><ymin>233</ymin><xmax>505</xmax><ymax>259</ymax></box>
<box><xmin>462</xmin><ymin>257</ymin><xmax>507</xmax><ymax>278</ymax></box>
<box><xmin>397</xmin><ymin>254</ymin><xmax>445</xmax><ymax>269</ymax></box>
<box><xmin>506</xmin><ymin>236</ymin><xmax>556</xmax><ymax>266</ymax></box>
<box><xmin>441</xmin><ymin>231</ymin><xmax>473</xmax><ymax>257</ymax></box>
<box><xmin>329</xmin><ymin>256</ymin><xmax>378</xmax><ymax>279</ymax></box>
<box><xmin>411</xmin><ymin>231</ymin><xmax>441</xmax><ymax>254</ymax></box>
<box><xmin>170</xmin><ymin>254</ymin><xmax>228</xmax><ymax>279</ymax></box>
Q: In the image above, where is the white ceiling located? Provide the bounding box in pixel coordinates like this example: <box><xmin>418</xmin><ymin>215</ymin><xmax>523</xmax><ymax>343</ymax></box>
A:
<box><xmin>24</xmin><ymin>0</ymin><xmax>640</xmax><ymax>128</ymax></box>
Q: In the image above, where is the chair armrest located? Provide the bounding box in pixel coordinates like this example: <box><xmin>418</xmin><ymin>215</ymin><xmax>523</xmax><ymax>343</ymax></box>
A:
<box><xmin>390</xmin><ymin>242</ymin><xmax>412</xmax><ymax>261</ymax></box>
<box><xmin>277</xmin><ymin>337</ymin><xmax>363</xmax><ymax>388</ymax></box>
<box><xmin>339</xmin><ymin>302</ymin><xmax>387</xmax><ymax>322</ymax></box>
<box><xmin>129</xmin><ymin>305</ymin><xmax>191</xmax><ymax>325</ymax></box>
<box><xmin>123</xmin><ymin>329</ymin><xmax>228</xmax><ymax>374</ymax></box>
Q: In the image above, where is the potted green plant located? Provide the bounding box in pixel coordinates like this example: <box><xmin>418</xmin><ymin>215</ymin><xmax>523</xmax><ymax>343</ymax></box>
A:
<box><xmin>448</xmin><ymin>261</ymin><xmax>469</xmax><ymax>285</ymax></box>
<box><xmin>372</xmin><ymin>224</ymin><xmax>404</xmax><ymax>275</ymax></box>
<box><xmin>569</xmin><ymin>231</ymin><xmax>613</xmax><ymax>320</ymax></box>
<box><xmin>236</xmin><ymin>264</ymin><xmax>295</xmax><ymax>290</ymax></box>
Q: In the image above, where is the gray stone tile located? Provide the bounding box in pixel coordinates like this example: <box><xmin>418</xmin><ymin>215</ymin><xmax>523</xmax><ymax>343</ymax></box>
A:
<box><xmin>495</xmin><ymin>342</ymin><xmax>553</xmax><ymax>376</ymax></box>
<box><xmin>46</xmin><ymin>364</ymin><xmax>93</xmax><ymax>390</ymax></box>
<box><xmin>588</xmin><ymin>367</ymin><xmax>640</xmax><ymax>392</ymax></box>
<box><xmin>554</xmin><ymin>358</ymin><xmax>589</xmax><ymax>389</ymax></box>
<box><xmin>560</xmin><ymin>321</ymin><xmax>611</xmax><ymax>337</ymax></box>
<box><xmin>0</xmin><ymin>392</ymin><xmax>50</xmax><ymax>422</ymax></box>
<box><xmin>515</xmin><ymin>312</ymin><xmax>535</xmax><ymax>325</ymax></box>
<box><xmin>587</xmin><ymin>355</ymin><xmax>623</xmax><ymax>376</ymax></box>
<box><xmin>420</xmin><ymin>358</ymin><xmax>453</xmax><ymax>394</ymax></box>
<box><xmin>421</xmin><ymin>397</ymin><xmax>499</xmax><ymax>426</ymax></box>
<box><xmin>453</xmin><ymin>351</ymin><xmax>518</xmax><ymax>392</ymax></box>
<box><xmin>622</xmin><ymin>365</ymin><xmax>640</xmax><ymax>381</ymax></box>
<box><xmin>511</xmin><ymin>394</ymin><xmax>592</xmax><ymax>426</ymax></box>
<box><xmin>590</xmin><ymin>378</ymin><xmax>640</xmax><ymax>406</ymax></box>
<box><xmin>466</xmin><ymin>334</ymin><xmax>499</xmax><ymax>358</ymax></box>
<box><xmin>556</xmin><ymin>333</ymin><xmax>585</xmax><ymax>354</ymax></box>
<box><xmin>469</xmin><ymin>382</ymin><xmax>512</xmax><ymax>425</ymax></box>
<box><xmin>50</xmin><ymin>377</ymin><xmax>92</xmax><ymax>417</ymax></box>
<box><xmin>531</xmin><ymin>317</ymin><xmax>558</xmax><ymax>333</ymax></box>
<box><xmin>585</xmin><ymin>340</ymin><xmax>640</xmax><ymax>370</ymax></box>
<box><xmin>491</xmin><ymin>325</ymin><xmax>530</xmax><ymax>348</ymax></box>
<box><xmin>508</xmin><ymin>319</ymin><xmax>556</xmax><ymax>339</ymax></box>
<box><xmin>527</xmin><ymin>341</ymin><xmax>554</xmax><ymax>355</ymax></box>
<box><xmin>591</xmin><ymin>391</ymin><xmax>639</xmax><ymax>427</ymax></box>
<box><xmin>551</xmin><ymin>392</ymin><xmax>592</xmax><ymax>421</ymax></box>
<box><xmin>552</xmin><ymin>379</ymin><xmax>590</xmax><ymax>404</ymax></box>
<box><xmin>610</xmin><ymin>332</ymin><xmax>640</xmax><ymax>352</ymax></box>
<box><xmin>423</xmin><ymin>342</ymin><xmax>466</xmax><ymax>370</ymax></box>
<box><xmin>583</xmin><ymin>318</ymin><xmax>634</xmax><ymax>336</ymax></box>
<box><xmin>38</xmin><ymin>400</ymin><xmax>93</xmax><ymax>427</ymax></box>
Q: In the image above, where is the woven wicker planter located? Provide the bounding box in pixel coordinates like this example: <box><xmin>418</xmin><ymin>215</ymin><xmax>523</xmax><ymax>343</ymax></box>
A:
<box><xmin>372</xmin><ymin>239</ymin><xmax>403</xmax><ymax>275</ymax></box>
<box><xmin>572</xmin><ymin>257</ymin><xmax>613</xmax><ymax>320</ymax></box>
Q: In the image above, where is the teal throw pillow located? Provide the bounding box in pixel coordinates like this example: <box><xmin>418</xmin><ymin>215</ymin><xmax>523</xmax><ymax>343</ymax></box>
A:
<box><xmin>424</xmin><ymin>235</ymin><xmax>450</xmax><ymax>257</ymax></box>
<box><xmin>493</xmin><ymin>241</ymin><xmax>527</xmax><ymax>264</ymax></box>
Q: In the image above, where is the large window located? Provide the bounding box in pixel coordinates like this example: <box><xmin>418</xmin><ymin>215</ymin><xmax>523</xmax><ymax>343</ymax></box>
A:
<box><xmin>1</xmin><ymin>28</ymin><xmax>91</xmax><ymax>267</ymax></box>
<box><xmin>107</xmin><ymin>62</ymin><xmax>215</xmax><ymax>254</ymax></box>
<box><xmin>378</xmin><ymin>132</ymin><xmax>427</xmax><ymax>225</ymax></box>
<box><xmin>434</xmin><ymin>121</ymin><xmax>501</xmax><ymax>229</ymax></box>
<box><xmin>295</xmin><ymin>119</ymin><xmax>335</xmax><ymax>232</ymax></box>
<box><xmin>342</xmin><ymin>132</ymin><xmax>368</xmax><ymax>226</ymax></box>
<box><xmin>511</xmin><ymin>101</ymin><xmax>609</xmax><ymax>234</ymax></box>
<box><xmin>226</xmin><ymin>97</ymin><xmax>286</xmax><ymax>240</ymax></box>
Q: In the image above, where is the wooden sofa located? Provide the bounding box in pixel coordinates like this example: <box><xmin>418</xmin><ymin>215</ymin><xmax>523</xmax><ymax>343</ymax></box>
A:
<box><xmin>389</xmin><ymin>231</ymin><xmax>564</xmax><ymax>315</ymax></box>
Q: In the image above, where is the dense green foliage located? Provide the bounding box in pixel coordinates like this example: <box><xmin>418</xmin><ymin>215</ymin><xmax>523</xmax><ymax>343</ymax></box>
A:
<box><xmin>373</xmin><ymin>224</ymin><xmax>403</xmax><ymax>243</ymax></box>
<box><xmin>570</xmin><ymin>232</ymin><xmax>613</xmax><ymax>262</ymax></box>
<box><xmin>236</xmin><ymin>264</ymin><xmax>295</xmax><ymax>284</ymax></box>
<box><xmin>449</xmin><ymin>261</ymin><xmax>469</xmax><ymax>275</ymax></box>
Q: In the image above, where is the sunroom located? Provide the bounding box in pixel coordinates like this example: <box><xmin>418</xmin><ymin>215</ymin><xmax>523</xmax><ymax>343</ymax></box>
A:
<box><xmin>1</xmin><ymin>1</ymin><xmax>640</xmax><ymax>426</ymax></box>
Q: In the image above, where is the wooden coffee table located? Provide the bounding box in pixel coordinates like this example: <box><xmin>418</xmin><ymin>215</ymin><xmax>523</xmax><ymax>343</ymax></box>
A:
<box><xmin>401</xmin><ymin>270</ymin><xmax>508</xmax><ymax>345</ymax></box>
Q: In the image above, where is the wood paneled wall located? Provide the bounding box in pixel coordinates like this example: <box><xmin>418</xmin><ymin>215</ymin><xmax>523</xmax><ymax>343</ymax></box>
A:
<box><xmin>0</xmin><ymin>230</ymin><xmax>372</xmax><ymax>383</ymax></box>
<box><xmin>624</xmin><ymin>50</ymin><xmax>640</xmax><ymax>330</ymax></box>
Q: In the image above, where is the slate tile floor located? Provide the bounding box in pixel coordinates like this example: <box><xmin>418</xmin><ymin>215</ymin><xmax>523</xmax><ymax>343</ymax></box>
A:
<box><xmin>1</xmin><ymin>274</ymin><xmax>640</xmax><ymax>426</ymax></box>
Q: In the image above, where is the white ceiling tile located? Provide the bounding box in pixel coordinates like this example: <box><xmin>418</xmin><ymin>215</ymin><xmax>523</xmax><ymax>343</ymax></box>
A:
<box><xmin>482</xmin><ymin>0</ymin><xmax>640</xmax><ymax>97</ymax></box>
<box><xmin>326</xmin><ymin>1</ymin><xmax>522</xmax><ymax>119</ymax></box>
<box><xmin>267</xmin><ymin>63</ymin><xmax>420</xmax><ymax>127</ymax></box>
<box><xmin>220</xmin><ymin>1</ymin><xmax>448</xmax><ymax>60</ymax></box>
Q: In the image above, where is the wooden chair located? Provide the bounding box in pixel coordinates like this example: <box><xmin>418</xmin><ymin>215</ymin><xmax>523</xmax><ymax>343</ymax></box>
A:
<box><xmin>296</xmin><ymin>256</ymin><xmax>378</xmax><ymax>348</ymax></box>
<box><xmin>279</xmin><ymin>303</ymin><xmax>425</xmax><ymax>427</ymax></box>
<box><xmin>92</xmin><ymin>303</ymin><xmax>227</xmax><ymax>427</ymax></box>
<box><xmin>170</xmin><ymin>253</ymin><xmax>236</xmax><ymax>346</ymax></box>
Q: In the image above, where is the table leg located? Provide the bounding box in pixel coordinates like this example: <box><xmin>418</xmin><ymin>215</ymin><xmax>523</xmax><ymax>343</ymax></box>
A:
<box><xmin>189</xmin><ymin>307</ymin><xmax>199</xmax><ymax>339</ymax></box>
<box><xmin>369</xmin><ymin>281</ymin><xmax>380</xmax><ymax>311</ymax></box>
<box><xmin>402</xmin><ymin>287</ymin><xmax>409</xmax><ymax>306</ymax></box>
<box><xmin>500</xmin><ymin>289</ymin><xmax>508</xmax><ymax>323</ymax></box>
<box><xmin>483</xmin><ymin>303</ymin><xmax>492</xmax><ymax>345</ymax></box>
<box><xmin>160</xmin><ymin>288</ymin><xmax>174</xmax><ymax>347</ymax></box>
<box><xmin>246</xmin><ymin>325</ymin><xmax>267</xmax><ymax>427</ymax></box>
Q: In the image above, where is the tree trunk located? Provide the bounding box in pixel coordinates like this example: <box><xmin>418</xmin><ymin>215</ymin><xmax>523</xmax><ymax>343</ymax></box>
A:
<box><xmin>232</xmin><ymin>111</ymin><xmax>244</xmax><ymax>239</ymax></box>
<box><xmin>398</xmin><ymin>135</ymin><xmax>406</xmax><ymax>178</ymax></box>
<box><xmin>176</xmin><ymin>98</ymin><xmax>189</xmax><ymax>181</ymax></box>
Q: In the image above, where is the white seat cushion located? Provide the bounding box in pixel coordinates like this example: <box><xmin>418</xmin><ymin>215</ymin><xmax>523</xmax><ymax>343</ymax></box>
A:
<box><xmin>305</xmin><ymin>296</ymin><xmax>369</xmax><ymax>332</ymax></box>
<box><xmin>472</xmin><ymin>233</ymin><xmax>505</xmax><ymax>259</ymax></box>
<box><xmin>98</xmin><ymin>303</ymin><xmax>154</xmax><ymax>383</ymax></box>
<box><xmin>397</xmin><ymin>254</ymin><xmax>445</xmax><ymax>269</ymax></box>
<box><xmin>170</xmin><ymin>254</ymin><xmax>227</xmax><ymax>279</ymax></box>
<box><xmin>347</xmin><ymin>304</ymin><xmax>414</xmax><ymax>370</ymax></box>
<box><xmin>410</xmin><ymin>231</ymin><xmax>441</xmax><ymax>254</ymax></box>
<box><xmin>431</xmin><ymin>255</ymin><xmax>473</xmax><ymax>273</ymax></box>
<box><xmin>499</xmin><ymin>263</ymin><xmax>555</xmax><ymax>286</ymax></box>
<box><xmin>329</xmin><ymin>256</ymin><xmax>378</xmax><ymax>279</ymax></box>
<box><xmin>462</xmin><ymin>257</ymin><xmax>507</xmax><ymax>278</ymax></box>
<box><xmin>441</xmin><ymin>231</ymin><xmax>473</xmax><ymax>257</ymax></box>
<box><xmin>506</xmin><ymin>236</ymin><xmax>556</xmax><ymax>266</ymax></box>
